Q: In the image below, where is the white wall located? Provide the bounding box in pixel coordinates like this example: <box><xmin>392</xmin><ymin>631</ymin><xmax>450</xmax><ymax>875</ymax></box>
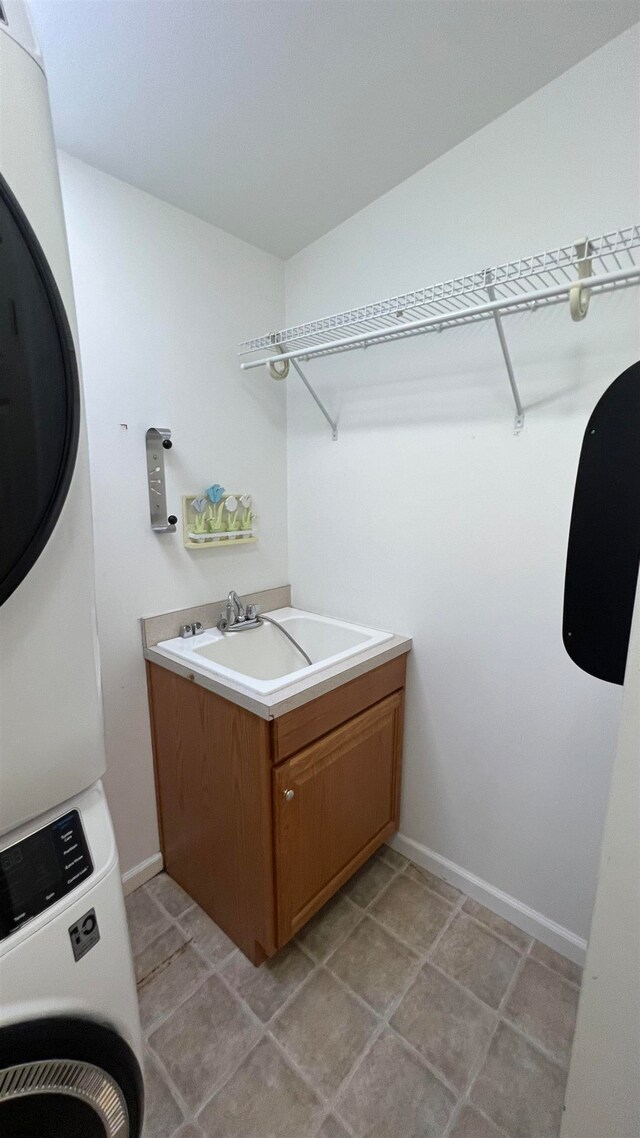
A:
<box><xmin>59</xmin><ymin>154</ymin><xmax>287</xmax><ymax>877</ymax></box>
<box><xmin>285</xmin><ymin>28</ymin><xmax>640</xmax><ymax>949</ymax></box>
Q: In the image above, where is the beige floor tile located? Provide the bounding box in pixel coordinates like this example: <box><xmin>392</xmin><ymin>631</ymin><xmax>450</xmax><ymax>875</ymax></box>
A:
<box><xmin>147</xmin><ymin>873</ymin><xmax>194</xmax><ymax>918</ymax></box>
<box><xmin>295</xmin><ymin>894</ymin><xmax>362</xmax><ymax>962</ymax></box>
<box><xmin>461</xmin><ymin>901</ymin><xmax>531</xmax><ymax>953</ymax></box>
<box><xmin>173</xmin><ymin>1127</ymin><xmax>203</xmax><ymax>1138</ymax></box>
<box><xmin>318</xmin><ymin>1115</ymin><xmax>351</xmax><ymax>1138</ymax></box>
<box><xmin>391</xmin><ymin>962</ymin><xmax>495</xmax><ymax>1091</ymax></box>
<box><xmin>341</xmin><ymin>856</ymin><xmax>396</xmax><ymax>907</ymax></box>
<box><xmin>376</xmin><ymin>845</ymin><xmax>408</xmax><ymax>871</ymax></box>
<box><xmin>504</xmin><ymin>958</ymin><xmax>579</xmax><ymax>1067</ymax></box>
<box><xmin>221</xmin><ymin>942</ymin><xmax>315</xmax><ymax>1022</ymax></box>
<box><xmin>179</xmin><ymin>905</ymin><xmax>236</xmax><ymax>966</ymax></box>
<box><xmin>431</xmin><ymin>914</ymin><xmax>519</xmax><ymax>1009</ymax></box>
<box><xmin>470</xmin><ymin>1021</ymin><xmax>567</xmax><ymax>1138</ymax></box>
<box><xmin>135</xmin><ymin>924</ymin><xmax>188</xmax><ymax>985</ymax></box>
<box><xmin>404</xmin><ymin>864</ymin><xmax>462</xmax><ymax>904</ymax></box>
<box><xmin>126</xmin><ymin>888</ymin><xmax>170</xmax><ymax>956</ymax></box>
<box><xmin>272</xmin><ymin>969</ymin><xmax>377</xmax><ymax>1098</ymax></box>
<box><xmin>449</xmin><ymin>1105</ymin><xmax>507</xmax><ymax>1138</ymax></box>
<box><xmin>327</xmin><ymin>916</ymin><xmax>420</xmax><ymax>1014</ymax></box>
<box><xmin>530</xmin><ymin>941</ymin><xmax>582</xmax><ymax>986</ymax></box>
<box><xmin>142</xmin><ymin>1050</ymin><xmax>184</xmax><ymax>1138</ymax></box>
<box><xmin>149</xmin><ymin>975</ymin><xmax>261</xmax><ymax>1112</ymax></box>
<box><xmin>139</xmin><ymin>943</ymin><xmax>210</xmax><ymax>1031</ymax></box>
<box><xmin>197</xmin><ymin>1038</ymin><xmax>323</xmax><ymax>1138</ymax></box>
<box><xmin>335</xmin><ymin>1028</ymin><xmax>456</xmax><ymax>1138</ymax></box>
<box><xmin>371</xmin><ymin>876</ymin><xmax>452</xmax><ymax>953</ymax></box>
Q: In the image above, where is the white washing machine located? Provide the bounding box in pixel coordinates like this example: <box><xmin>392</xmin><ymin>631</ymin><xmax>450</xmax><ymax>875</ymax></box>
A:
<box><xmin>0</xmin><ymin>782</ymin><xmax>143</xmax><ymax>1135</ymax></box>
<box><xmin>0</xmin><ymin>0</ymin><xmax>105</xmax><ymax>831</ymax></box>
<box><xmin>0</xmin><ymin>2</ymin><xmax>143</xmax><ymax>1131</ymax></box>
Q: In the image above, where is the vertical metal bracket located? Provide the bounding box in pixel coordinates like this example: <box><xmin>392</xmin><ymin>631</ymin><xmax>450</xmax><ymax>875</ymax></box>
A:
<box><xmin>486</xmin><ymin>277</ymin><xmax>525</xmax><ymax>433</ymax></box>
<box><xmin>145</xmin><ymin>428</ymin><xmax>177</xmax><ymax>532</ymax></box>
<box><xmin>569</xmin><ymin>237</ymin><xmax>593</xmax><ymax>322</ymax></box>
<box><xmin>290</xmin><ymin>360</ymin><xmax>338</xmax><ymax>440</ymax></box>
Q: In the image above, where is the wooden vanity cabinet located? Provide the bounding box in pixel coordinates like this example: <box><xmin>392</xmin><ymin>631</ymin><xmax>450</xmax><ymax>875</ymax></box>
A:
<box><xmin>146</xmin><ymin>654</ymin><xmax>406</xmax><ymax>965</ymax></box>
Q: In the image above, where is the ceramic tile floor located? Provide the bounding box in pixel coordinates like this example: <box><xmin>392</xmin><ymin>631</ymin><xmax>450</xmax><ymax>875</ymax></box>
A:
<box><xmin>126</xmin><ymin>848</ymin><xmax>582</xmax><ymax>1138</ymax></box>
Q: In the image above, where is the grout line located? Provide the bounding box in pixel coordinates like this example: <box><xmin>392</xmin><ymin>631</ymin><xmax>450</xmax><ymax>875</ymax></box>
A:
<box><xmin>384</xmin><ymin>1020</ymin><xmax>464</xmax><ymax>1101</ymax></box>
<box><xmin>443</xmin><ymin>1094</ymin><xmax>512</xmax><ymax>1138</ymax></box>
<box><xmin>447</xmin><ymin>937</ymin><xmax>533</xmax><ymax>1116</ymax></box>
<box><xmin>132</xmin><ymin>860</ymin><xmax>575</xmax><ymax>1135</ymax></box>
<box><xmin>361</xmin><ymin>895</ymin><xmax>457</xmax><ymax>957</ymax></box>
<box><xmin>142</xmin><ymin>962</ymin><xmax>214</xmax><ymax>1038</ymax></box>
<box><xmin>145</xmin><ymin>1035</ymin><xmax>195</xmax><ymax>1126</ymax></box>
<box><xmin>524</xmin><ymin>943</ymin><xmax>583</xmax><ymax>989</ymax></box>
<box><xmin>499</xmin><ymin>1013</ymin><xmax>573</xmax><ymax>1073</ymax></box>
<box><xmin>497</xmin><ymin>946</ymin><xmax>529</xmax><ymax>1017</ymax></box>
<box><xmin>192</xmin><ymin>959</ymin><xmax>333</xmax><ymax>1123</ymax></box>
<box><xmin>459</xmin><ymin>908</ymin><xmax>534</xmax><ymax>955</ymax></box>
<box><xmin>317</xmin><ymin>887</ymin><xmax>471</xmax><ymax>1125</ymax></box>
<box><xmin>296</xmin><ymin>896</ymin><xmax>368</xmax><ymax>963</ymax></box>
<box><xmin>193</xmin><ymin>1032</ymin><xmax>266</xmax><ymax>1122</ymax></box>
<box><xmin>425</xmin><ymin>890</ymin><xmax>466</xmax><ymax>958</ymax></box>
<box><xmin>136</xmin><ymin>938</ymin><xmax>193</xmax><ymax>990</ymax></box>
<box><xmin>348</xmin><ymin>855</ymin><xmax>407</xmax><ymax>911</ymax></box>
<box><xmin>494</xmin><ymin>947</ymin><xmax>576</xmax><ymax>1069</ymax></box>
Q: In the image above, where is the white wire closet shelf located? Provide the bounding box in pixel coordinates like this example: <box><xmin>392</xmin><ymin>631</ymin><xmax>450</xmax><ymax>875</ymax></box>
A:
<box><xmin>239</xmin><ymin>226</ymin><xmax>640</xmax><ymax>438</ymax></box>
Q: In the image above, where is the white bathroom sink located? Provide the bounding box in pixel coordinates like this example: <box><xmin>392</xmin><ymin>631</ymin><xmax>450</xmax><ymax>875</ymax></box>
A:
<box><xmin>155</xmin><ymin>607</ymin><xmax>393</xmax><ymax>695</ymax></box>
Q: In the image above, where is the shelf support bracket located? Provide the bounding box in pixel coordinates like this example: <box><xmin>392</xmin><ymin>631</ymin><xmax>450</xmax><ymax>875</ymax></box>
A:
<box><xmin>487</xmin><ymin>282</ymin><xmax>525</xmax><ymax>433</ymax></box>
<box><xmin>291</xmin><ymin>359</ymin><xmax>338</xmax><ymax>440</ymax></box>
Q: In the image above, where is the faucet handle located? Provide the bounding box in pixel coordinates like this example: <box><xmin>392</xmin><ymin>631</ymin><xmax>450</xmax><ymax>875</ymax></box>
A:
<box><xmin>246</xmin><ymin>603</ymin><xmax>258</xmax><ymax>621</ymax></box>
<box><xmin>180</xmin><ymin>624</ymin><xmax>193</xmax><ymax>638</ymax></box>
<box><xmin>192</xmin><ymin>621</ymin><xmax>204</xmax><ymax>635</ymax></box>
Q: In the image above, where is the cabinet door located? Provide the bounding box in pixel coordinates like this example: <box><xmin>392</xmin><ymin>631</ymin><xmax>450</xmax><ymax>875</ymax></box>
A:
<box><xmin>273</xmin><ymin>691</ymin><xmax>404</xmax><ymax>945</ymax></box>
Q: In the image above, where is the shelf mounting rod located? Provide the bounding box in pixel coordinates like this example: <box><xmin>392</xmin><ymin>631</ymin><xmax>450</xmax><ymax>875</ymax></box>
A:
<box><xmin>486</xmin><ymin>280</ymin><xmax>525</xmax><ymax>433</ymax></box>
<box><xmin>290</xmin><ymin>359</ymin><xmax>338</xmax><ymax>440</ymax></box>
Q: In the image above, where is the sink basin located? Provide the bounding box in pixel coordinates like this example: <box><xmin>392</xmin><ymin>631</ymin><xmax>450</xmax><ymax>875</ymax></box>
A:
<box><xmin>154</xmin><ymin>607</ymin><xmax>393</xmax><ymax>695</ymax></box>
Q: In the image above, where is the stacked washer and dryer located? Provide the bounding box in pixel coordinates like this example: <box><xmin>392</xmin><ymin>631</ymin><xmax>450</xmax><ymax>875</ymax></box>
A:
<box><xmin>0</xmin><ymin>1</ymin><xmax>143</xmax><ymax>1134</ymax></box>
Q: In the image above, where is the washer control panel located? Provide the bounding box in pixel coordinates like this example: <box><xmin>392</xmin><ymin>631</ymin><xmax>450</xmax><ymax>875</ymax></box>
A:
<box><xmin>0</xmin><ymin>810</ymin><xmax>93</xmax><ymax>940</ymax></box>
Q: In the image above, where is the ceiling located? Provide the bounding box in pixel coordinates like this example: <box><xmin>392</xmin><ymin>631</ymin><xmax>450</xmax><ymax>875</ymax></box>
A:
<box><xmin>29</xmin><ymin>0</ymin><xmax>638</xmax><ymax>259</ymax></box>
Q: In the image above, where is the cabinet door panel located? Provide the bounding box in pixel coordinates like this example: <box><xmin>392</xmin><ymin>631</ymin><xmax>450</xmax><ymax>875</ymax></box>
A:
<box><xmin>274</xmin><ymin>692</ymin><xmax>404</xmax><ymax>944</ymax></box>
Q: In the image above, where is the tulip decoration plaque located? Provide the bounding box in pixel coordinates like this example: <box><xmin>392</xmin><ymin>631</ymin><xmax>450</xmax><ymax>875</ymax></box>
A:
<box><xmin>182</xmin><ymin>490</ymin><xmax>257</xmax><ymax>548</ymax></box>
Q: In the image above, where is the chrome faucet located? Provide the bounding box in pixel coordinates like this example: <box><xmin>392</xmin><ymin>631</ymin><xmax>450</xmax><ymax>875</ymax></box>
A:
<box><xmin>217</xmin><ymin>590</ymin><xmax>261</xmax><ymax>632</ymax></box>
<box><xmin>227</xmin><ymin>590</ymin><xmax>245</xmax><ymax>624</ymax></box>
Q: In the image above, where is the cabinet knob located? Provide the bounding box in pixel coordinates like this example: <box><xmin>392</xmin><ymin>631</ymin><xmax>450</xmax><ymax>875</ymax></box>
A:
<box><xmin>283</xmin><ymin>788</ymin><xmax>295</xmax><ymax>801</ymax></box>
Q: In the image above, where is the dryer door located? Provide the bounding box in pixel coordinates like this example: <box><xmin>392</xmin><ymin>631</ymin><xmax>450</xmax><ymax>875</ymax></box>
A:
<box><xmin>0</xmin><ymin>1018</ymin><xmax>143</xmax><ymax>1137</ymax></box>
<box><xmin>0</xmin><ymin>171</ymin><xmax>80</xmax><ymax>606</ymax></box>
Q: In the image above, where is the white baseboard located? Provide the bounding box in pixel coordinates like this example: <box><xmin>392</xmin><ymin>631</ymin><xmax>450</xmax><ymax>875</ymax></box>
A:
<box><xmin>122</xmin><ymin>852</ymin><xmax>163</xmax><ymax>896</ymax></box>
<box><xmin>389</xmin><ymin>832</ymin><xmax>587</xmax><ymax>967</ymax></box>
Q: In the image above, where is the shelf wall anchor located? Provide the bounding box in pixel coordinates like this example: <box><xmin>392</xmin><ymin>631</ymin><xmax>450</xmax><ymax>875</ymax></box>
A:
<box><xmin>268</xmin><ymin>343</ymin><xmax>290</xmax><ymax>380</ymax></box>
<box><xmin>569</xmin><ymin>237</ymin><xmax>593</xmax><ymax>322</ymax></box>
<box><xmin>146</xmin><ymin>427</ymin><xmax>178</xmax><ymax>532</ymax></box>
<box><xmin>486</xmin><ymin>278</ymin><xmax>525</xmax><ymax>433</ymax></box>
<box><xmin>290</xmin><ymin>359</ymin><xmax>338</xmax><ymax>440</ymax></box>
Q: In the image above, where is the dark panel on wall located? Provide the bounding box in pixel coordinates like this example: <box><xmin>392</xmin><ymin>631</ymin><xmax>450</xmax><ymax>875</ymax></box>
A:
<box><xmin>563</xmin><ymin>361</ymin><xmax>640</xmax><ymax>685</ymax></box>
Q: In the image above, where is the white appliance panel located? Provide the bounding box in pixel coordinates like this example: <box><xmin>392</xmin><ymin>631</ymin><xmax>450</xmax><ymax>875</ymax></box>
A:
<box><xmin>0</xmin><ymin>782</ymin><xmax>142</xmax><ymax>1061</ymax></box>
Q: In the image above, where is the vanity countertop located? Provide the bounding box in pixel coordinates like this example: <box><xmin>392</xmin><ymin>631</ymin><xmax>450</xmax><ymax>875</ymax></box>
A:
<box><xmin>142</xmin><ymin>588</ymin><xmax>411</xmax><ymax>720</ymax></box>
<box><xmin>144</xmin><ymin>631</ymin><xmax>411</xmax><ymax>720</ymax></box>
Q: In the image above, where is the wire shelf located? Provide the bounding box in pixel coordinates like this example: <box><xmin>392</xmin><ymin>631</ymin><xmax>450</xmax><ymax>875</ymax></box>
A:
<box><xmin>239</xmin><ymin>226</ymin><xmax>640</xmax><ymax>365</ymax></box>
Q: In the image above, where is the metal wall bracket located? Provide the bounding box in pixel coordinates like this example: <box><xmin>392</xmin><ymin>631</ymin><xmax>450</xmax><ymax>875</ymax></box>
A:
<box><xmin>145</xmin><ymin>427</ymin><xmax>178</xmax><ymax>532</ymax></box>
<box><xmin>290</xmin><ymin>360</ymin><xmax>338</xmax><ymax>440</ymax></box>
<box><xmin>569</xmin><ymin>236</ymin><xmax>594</xmax><ymax>321</ymax></box>
<box><xmin>486</xmin><ymin>276</ymin><xmax>525</xmax><ymax>433</ymax></box>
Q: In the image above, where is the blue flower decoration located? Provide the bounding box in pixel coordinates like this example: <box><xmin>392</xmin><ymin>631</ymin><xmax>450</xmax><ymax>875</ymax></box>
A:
<box><xmin>206</xmin><ymin>484</ymin><xmax>225</xmax><ymax>504</ymax></box>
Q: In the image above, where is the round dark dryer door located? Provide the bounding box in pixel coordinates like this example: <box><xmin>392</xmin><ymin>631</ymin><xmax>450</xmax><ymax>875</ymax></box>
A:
<box><xmin>0</xmin><ymin>1017</ymin><xmax>143</xmax><ymax>1137</ymax></box>
<box><xmin>0</xmin><ymin>172</ymin><xmax>80</xmax><ymax>607</ymax></box>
